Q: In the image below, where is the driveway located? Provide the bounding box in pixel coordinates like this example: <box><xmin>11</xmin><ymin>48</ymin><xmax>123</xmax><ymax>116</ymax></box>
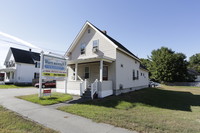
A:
<box><xmin>0</xmin><ymin>88</ymin><xmax>136</xmax><ymax>133</ymax></box>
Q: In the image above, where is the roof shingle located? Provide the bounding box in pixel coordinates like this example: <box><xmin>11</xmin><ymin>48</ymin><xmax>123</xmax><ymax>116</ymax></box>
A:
<box><xmin>10</xmin><ymin>47</ymin><xmax>40</xmax><ymax>64</ymax></box>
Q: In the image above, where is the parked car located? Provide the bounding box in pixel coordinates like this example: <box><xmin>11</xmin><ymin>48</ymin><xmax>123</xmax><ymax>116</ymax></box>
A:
<box><xmin>149</xmin><ymin>81</ymin><xmax>160</xmax><ymax>87</ymax></box>
<box><xmin>35</xmin><ymin>80</ymin><xmax>56</xmax><ymax>88</ymax></box>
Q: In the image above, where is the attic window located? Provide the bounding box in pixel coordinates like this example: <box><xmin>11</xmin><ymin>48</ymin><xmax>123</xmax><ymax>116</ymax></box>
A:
<box><xmin>93</xmin><ymin>40</ymin><xmax>99</xmax><ymax>52</ymax></box>
<box><xmin>80</xmin><ymin>43</ymin><xmax>86</xmax><ymax>55</ymax></box>
<box><xmin>88</xmin><ymin>29</ymin><xmax>91</xmax><ymax>33</ymax></box>
<box><xmin>121</xmin><ymin>64</ymin><xmax>123</xmax><ymax>68</ymax></box>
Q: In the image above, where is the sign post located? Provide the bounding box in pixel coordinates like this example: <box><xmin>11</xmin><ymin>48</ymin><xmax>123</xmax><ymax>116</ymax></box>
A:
<box><xmin>38</xmin><ymin>52</ymin><xmax>67</xmax><ymax>98</ymax></box>
<box><xmin>39</xmin><ymin>51</ymin><xmax>44</xmax><ymax>98</ymax></box>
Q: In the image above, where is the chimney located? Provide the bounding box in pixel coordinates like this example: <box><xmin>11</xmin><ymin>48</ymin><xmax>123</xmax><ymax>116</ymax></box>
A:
<box><xmin>102</xmin><ymin>30</ymin><xmax>107</xmax><ymax>35</ymax></box>
<box><xmin>29</xmin><ymin>48</ymin><xmax>32</xmax><ymax>52</ymax></box>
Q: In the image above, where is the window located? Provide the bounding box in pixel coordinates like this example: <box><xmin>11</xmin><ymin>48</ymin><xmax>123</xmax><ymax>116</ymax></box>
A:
<box><xmin>93</xmin><ymin>40</ymin><xmax>99</xmax><ymax>52</ymax></box>
<box><xmin>80</xmin><ymin>43</ymin><xmax>86</xmax><ymax>55</ymax></box>
<box><xmin>84</xmin><ymin>67</ymin><xmax>89</xmax><ymax>79</ymax></box>
<box><xmin>133</xmin><ymin>69</ymin><xmax>136</xmax><ymax>80</ymax></box>
<box><xmin>103</xmin><ymin>66</ymin><xmax>108</xmax><ymax>80</ymax></box>
<box><xmin>72</xmin><ymin>67</ymin><xmax>75</xmax><ymax>80</ymax></box>
<box><xmin>93</xmin><ymin>40</ymin><xmax>99</xmax><ymax>48</ymax></box>
<box><xmin>34</xmin><ymin>73</ymin><xmax>39</xmax><ymax>79</ymax></box>
<box><xmin>121</xmin><ymin>64</ymin><xmax>123</xmax><ymax>68</ymax></box>
<box><xmin>137</xmin><ymin>70</ymin><xmax>139</xmax><ymax>80</ymax></box>
<box><xmin>88</xmin><ymin>29</ymin><xmax>91</xmax><ymax>33</ymax></box>
<box><xmin>35</xmin><ymin>62</ymin><xmax>40</xmax><ymax>68</ymax></box>
<box><xmin>141</xmin><ymin>73</ymin><xmax>142</xmax><ymax>76</ymax></box>
<box><xmin>119</xmin><ymin>84</ymin><xmax>123</xmax><ymax>89</ymax></box>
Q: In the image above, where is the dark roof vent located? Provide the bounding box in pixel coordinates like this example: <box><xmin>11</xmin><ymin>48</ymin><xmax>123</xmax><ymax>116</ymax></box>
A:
<box><xmin>29</xmin><ymin>48</ymin><xmax>32</xmax><ymax>52</ymax></box>
<box><xmin>102</xmin><ymin>30</ymin><xmax>107</xmax><ymax>34</ymax></box>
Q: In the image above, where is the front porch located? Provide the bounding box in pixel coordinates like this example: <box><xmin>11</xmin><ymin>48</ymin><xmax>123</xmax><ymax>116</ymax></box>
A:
<box><xmin>0</xmin><ymin>68</ymin><xmax>16</xmax><ymax>84</ymax></box>
<box><xmin>57</xmin><ymin>57</ymin><xmax>115</xmax><ymax>99</ymax></box>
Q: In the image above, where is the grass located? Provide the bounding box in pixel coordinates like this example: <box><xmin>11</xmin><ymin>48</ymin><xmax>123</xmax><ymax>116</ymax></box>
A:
<box><xmin>0</xmin><ymin>84</ymin><xmax>33</xmax><ymax>89</ymax></box>
<box><xmin>58</xmin><ymin>85</ymin><xmax>200</xmax><ymax>133</ymax></box>
<box><xmin>17</xmin><ymin>92</ymin><xmax>73</xmax><ymax>105</ymax></box>
<box><xmin>0</xmin><ymin>106</ymin><xmax>58</xmax><ymax>133</ymax></box>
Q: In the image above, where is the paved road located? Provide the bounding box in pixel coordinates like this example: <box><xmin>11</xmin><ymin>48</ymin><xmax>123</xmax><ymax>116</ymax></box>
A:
<box><xmin>0</xmin><ymin>88</ymin><xmax>137</xmax><ymax>133</ymax></box>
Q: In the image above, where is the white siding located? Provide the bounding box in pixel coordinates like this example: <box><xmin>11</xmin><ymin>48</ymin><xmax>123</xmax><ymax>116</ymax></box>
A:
<box><xmin>116</xmin><ymin>50</ymin><xmax>149</xmax><ymax>90</ymax></box>
<box><xmin>15</xmin><ymin>63</ymin><xmax>39</xmax><ymax>83</ymax></box>
<box><xmin>69</xmin><ymin>25</ymin><xmax>116</xmax><ymax>60</ymax></box>
<box><xmin>56</xmin><ymin>80</ymin><xmax>81</xmax><ymax>95</ymax></box>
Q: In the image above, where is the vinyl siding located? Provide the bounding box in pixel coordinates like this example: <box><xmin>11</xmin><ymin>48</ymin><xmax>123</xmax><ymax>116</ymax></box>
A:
<box><xmin>15</xmin><ymin>63</ymin><xmax>39</xmax><ymax>83</ymax></box>
<box><xmin>116</xmin><ymin>50</ymin><xmax>149</xmax><ymax>90</ymax></box>
<box><xmin>69</xmin><ymin>25</ymin><xmax>116</xmax><ymax>60</ymax></box>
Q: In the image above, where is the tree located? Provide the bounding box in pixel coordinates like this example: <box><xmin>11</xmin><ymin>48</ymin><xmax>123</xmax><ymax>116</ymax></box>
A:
<box><xmin>148</xmin><ymin>47</ymin><xmax>189</xmax><ymax>83</ymax></box>
<box><xmin>140</xmin><ymin>58</ymin><xmax>152</xmax><ymax>79</ymax></box>
<box><xmin>189</xmin><ymin>53</ymin><xmax>200</xmax><ymax>73</ymax></box>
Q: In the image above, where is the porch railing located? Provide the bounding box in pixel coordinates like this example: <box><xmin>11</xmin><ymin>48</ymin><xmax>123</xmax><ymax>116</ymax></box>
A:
<box><xmin>91</xmin><ymin>79</ymin><xmax>98</xmax><ymax>99</ymax></box>
<box><xmin>80</xmin><ymin>79</ymin><xmax>88</xmax><ymax>96</ymax></box>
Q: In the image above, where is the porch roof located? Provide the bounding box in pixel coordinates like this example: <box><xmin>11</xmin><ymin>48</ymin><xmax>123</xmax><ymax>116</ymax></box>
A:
<box><xmin>68</xmin><ymin>56</ymin><xmax>115</xmax><ymax>64</ymax></box>
<box><xmin>0</xmin><ymin>68</ymin><xmax>16</xmax><ymax>72</ymax></box>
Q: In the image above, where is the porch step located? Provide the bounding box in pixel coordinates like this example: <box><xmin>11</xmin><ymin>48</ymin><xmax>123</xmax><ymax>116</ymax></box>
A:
<box><xmin>82</xmin><ymin>89</ymin><xmax>92</xmax><ymax>99</ymax></box>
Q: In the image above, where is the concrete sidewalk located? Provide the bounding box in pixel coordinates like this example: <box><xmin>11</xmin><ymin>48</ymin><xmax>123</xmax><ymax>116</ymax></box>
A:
<box><xmin>0</xmin><ymin>88</ymin><xmax>137</xmax><ymax>133</ymax></box>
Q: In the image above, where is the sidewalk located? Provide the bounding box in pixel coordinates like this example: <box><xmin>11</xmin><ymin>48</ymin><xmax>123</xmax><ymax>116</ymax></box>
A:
<box><xmin>0</xmin><ymin>88</ymin><xmax>137</xmax><ymax>133</ymax></box>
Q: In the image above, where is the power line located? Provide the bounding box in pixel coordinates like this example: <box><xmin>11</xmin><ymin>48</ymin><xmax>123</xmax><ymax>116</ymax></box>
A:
<box><xmin>0</xmin><ymin>39</ymin><xmax>66</xmax><ymax>54</ymax></box>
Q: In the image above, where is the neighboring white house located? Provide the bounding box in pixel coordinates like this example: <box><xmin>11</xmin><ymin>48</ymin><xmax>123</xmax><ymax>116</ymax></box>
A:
<box><xmin>56</xmin><ymin>21</ymin><xmax>149</xmax><ymax>98</ymax></box>
<box><xmin>0</xmin><ymin>47</ymin><xmax>40</xmax><ymax>84</ymax></box>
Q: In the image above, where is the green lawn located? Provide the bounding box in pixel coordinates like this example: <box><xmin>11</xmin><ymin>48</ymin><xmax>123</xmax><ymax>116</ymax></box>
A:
<box><xmin>58</xmin><ymin>85</ymin><xmax>200</xmax><ymax>133</ymax></box>
<box><xmin>0</xmin><ymin>84</ymin><xmax>33</xmax><ymax>89</ymax></box>
<box><xmin>17</xmin><ymin>92</ymin><xmax>73</xmax><ymax>105</ymax></box>
<box><xmin>0</xmin><ymin>106</ymin><xmax>58</xmax><ymax>133</ymax></box>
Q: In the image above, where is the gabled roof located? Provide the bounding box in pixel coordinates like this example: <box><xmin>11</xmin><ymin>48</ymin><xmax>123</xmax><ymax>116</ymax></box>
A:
<box><xmin>89</xmin><ymin>23</ymin><xmax>139</xmax><ymax>60</ymax></box>
<box><xmin>10</xmin><ymin>47</ymin><xmax>40</xmax><ymax>64</ymax></box>
<box><xmin>66</xmin><ymin>21</ymin><xmax>140</xmax><ymax>61</ymax></box>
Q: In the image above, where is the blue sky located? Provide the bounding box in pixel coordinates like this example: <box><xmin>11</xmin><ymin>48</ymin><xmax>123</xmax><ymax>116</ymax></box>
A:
<box><xmin>0</xmin><ymin>0</ymin><xmax>200</xmax><ymax>67</ymax></box>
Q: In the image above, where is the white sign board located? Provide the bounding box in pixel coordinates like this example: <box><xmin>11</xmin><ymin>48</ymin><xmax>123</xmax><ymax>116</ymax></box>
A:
<box><xmin>42</xmin><ymin>55</ymin><xmax>67</xmax><ymax>80</ymax></box>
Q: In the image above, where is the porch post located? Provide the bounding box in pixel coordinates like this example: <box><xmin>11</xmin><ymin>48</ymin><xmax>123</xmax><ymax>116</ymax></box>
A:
<box><xmin>100</xmin><ymin>60</ymin><xmax>103</xmax><ymax>82</ymax></box>
<box><xmin>75</xmin><ymin>63</ymin><xmax>78</xmax><ymax>81</ymax></box>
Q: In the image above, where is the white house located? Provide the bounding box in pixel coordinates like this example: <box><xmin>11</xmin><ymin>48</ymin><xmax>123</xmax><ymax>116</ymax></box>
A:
<box><xmin>56</xmin><ymin>21</ymin><xmax>149</xmax><ymax>99</ymax></box>
<box><xmin>0</xmin><ymin>47</ymin><xmax>40</xmax><ymax>84</ymax></box>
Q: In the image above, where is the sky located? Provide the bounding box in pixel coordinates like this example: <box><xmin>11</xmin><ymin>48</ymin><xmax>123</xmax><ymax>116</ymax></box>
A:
<box><xmin>0</xmin><ymin>0</ymin><xmax>200</xmax><ymax>68</ymax></box>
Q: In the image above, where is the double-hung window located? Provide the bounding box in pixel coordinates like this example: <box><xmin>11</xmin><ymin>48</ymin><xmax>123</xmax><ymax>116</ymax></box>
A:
<box><xmin>133</xmin><ymin>69</ymin><xmax>135</xmax><ymax>80</ymax></box>
<box><xmin>80</xmin><ymin>43</ymin><xmax>86</xmax><ymax>55</ymax></box>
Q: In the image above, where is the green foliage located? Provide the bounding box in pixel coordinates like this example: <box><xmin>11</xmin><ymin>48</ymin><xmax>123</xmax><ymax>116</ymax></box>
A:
<box><xmin>189</xmin><ymin>53</ymin><xmax>200</xmax><ymax>73</ymax></box>
<box><xmin>17</xmin><ymin>92</ymin><xmax>73</xmax><ymax>105</ymax></box>
<box><xmin>0</xmin><ymin>85</ymin><xmax>33</xmax><ymax>89</ymax></box>
<box><xmin>140</xmin><ymin>58</ymin><xmax>152</xmax><ymax>78</ymax></box>
<box><xmin>146</xmin><ymin>47</ymin><xmax>190</xmax><ymax>83</ymax></box>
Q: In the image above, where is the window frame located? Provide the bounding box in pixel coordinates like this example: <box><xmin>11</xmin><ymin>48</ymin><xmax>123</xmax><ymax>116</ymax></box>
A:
<box><xmin>80</xmin><ymin>43</ymin><xmax>86</xmax><ymax>55</ymax></box>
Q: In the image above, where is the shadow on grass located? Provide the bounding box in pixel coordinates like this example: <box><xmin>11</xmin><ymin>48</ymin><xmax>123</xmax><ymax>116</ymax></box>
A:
<box><xmin>81</xmin><ymin>88</ymin><xmax>200</xmax><ymax>112</ymax></box>
<box><xmin>39</xmin><ymin>97</ymin><xmax>58</xmax><ymax>100</ymax></box>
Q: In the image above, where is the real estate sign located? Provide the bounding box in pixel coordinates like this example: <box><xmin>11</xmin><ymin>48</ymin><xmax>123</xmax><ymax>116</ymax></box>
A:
<box><xmin>42</xmin><ymin>55</ymin><xmax>67</xmax><ymax>80</ymax></box>
<box><xmin>43</xmin><ymin>89</ymin><xmax>51</xmax><ymax>96</ymax></box>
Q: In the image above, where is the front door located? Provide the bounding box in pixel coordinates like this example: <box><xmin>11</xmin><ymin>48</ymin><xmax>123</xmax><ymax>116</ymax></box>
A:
<box><xmin>103</xmin><ymin>66</ymin><xmax>108</xmax><ymax>80</ymax></box>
